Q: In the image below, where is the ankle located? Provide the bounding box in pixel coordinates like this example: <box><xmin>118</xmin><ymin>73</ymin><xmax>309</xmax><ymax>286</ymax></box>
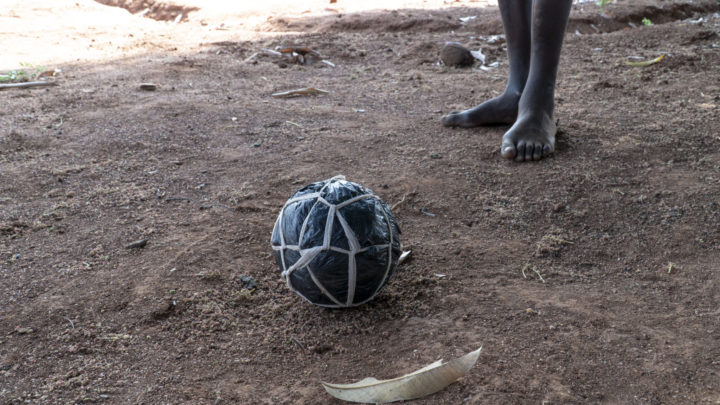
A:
<box><xmin>516</xmin><ymin>108</ymin><xmax>554</xmax><ymax>125</ymax></box>
<box><xmin>518</xmin><ymin>96</ymin><xmax>554</xmax><ymax>119</ymax></box>
<box><xmin>503</xmin><ymin>87</ymin><xmax>523</xmax><ymax>100</ymax></box>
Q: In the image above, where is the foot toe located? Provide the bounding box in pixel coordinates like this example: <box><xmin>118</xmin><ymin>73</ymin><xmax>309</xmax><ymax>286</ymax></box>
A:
<box><xmin>499</xmin><ymin>112</ymin><xmax>556</xmax><ymax>162</ymax></box>
<box><xmin>515</xmin><ymin>142</ymin><xmax>527</xmax><ymax>162</ymax></box>
<box><xmin>501</xmin><ymin>142</ymin><xmax>517</xmax><ymax>159</ymax></box>
<box><xmin>542</xmin><ymin>144</ymin><xmax>553</xmax><ymax>157</ymax></box>
<box><xmin>524</xmin><ymin>143</ymin><xmax>534</xmax><ymax>162</ymax></box>
<box><xmin>441</xmin><ymin>112</ymin><xmax>459</xmax><ymax>127</ymax></box>
<box><xmin>533</xmin><ymin>143</ymin><xmax>543</xmax><ymax>161</ymax></box>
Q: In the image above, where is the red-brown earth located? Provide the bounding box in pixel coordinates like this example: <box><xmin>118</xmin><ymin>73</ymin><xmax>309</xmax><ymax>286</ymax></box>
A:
<box><xmin>1</xmin><ymin>0</ymin><xmax>720</xmax><ymax>403</ymax></box>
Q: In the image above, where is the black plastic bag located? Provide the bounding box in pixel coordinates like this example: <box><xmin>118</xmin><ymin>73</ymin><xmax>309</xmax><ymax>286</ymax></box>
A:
<box><xmin>271</xmin><ymin>176</ymin><xmax>401</xmax><ymax>307</ymax></box>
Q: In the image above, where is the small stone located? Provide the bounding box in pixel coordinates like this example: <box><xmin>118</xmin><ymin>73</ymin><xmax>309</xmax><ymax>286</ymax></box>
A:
<box><xmin>150</xmin><ymin>300</ymin><xmax>176</xmax><ymax>320</ymax></box>
<box><xmin>125</xmin><ymin>239</ymin><xmax>148</xmax><ymax>249</ymax></box>
<box><xmin>440</xmin><ymin>42</ymin><xmax>474</xmax><ymax>67</ymax></box>
<box><xmin>239</xmin><ymin>274</ymin><xmax>257</xmax><ymax>290</ymax></box>
<box><xmin>15</xmin><ymin>327</ymin><xmax>33</xmax><ymax>334</ymax></box>
<box><xmin>139</xmin><ymin>83</ymin><xmax>157</xmax><ymax>91</ymax></box>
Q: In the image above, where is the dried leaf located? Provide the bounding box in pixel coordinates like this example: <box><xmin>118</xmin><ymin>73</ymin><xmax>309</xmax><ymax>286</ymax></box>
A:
<box><xmin>15</xmin><ymin>327</ymin><xmax>34</xmax><ymax>335</ymax></box>
<box><xmin>398</xmin><ymin>250</ymin><xmax>412</xmax><ymax>265</ymax></box>
<box><xmin>624</xmin><ymin>53</ymin><xmax>665</xmax><ymax>67</ymax></box>
<box><xmin>470</xmin><ymin>50</ymin><xmax>486</xmax><ymax>64</ymax></box>
<box><xmin>243</xmin><ymin>52</ymin><xmax>259</xmax><ymax>63</ymax></box>
<box><xmin>271</xmin><ymin>87</ymin><xmax>330</xmax><ymax>98</ymax></box>
<box><xmin>262</xmin><ymin>48</ymin><xmax>282</xmax><ymax>57</ymax></box>
<box><xmin>277</xmin><ymin>47</ymin><xmax>325</xmax><ymax>65</ymax></box>
<box><xmin>321</xmin><ymin>347</ymin><xmax>481</xmax><ymax>403</ymax></box>
<box><xmin>36</xmin><ymin>68</ymin><xmax>61</xmax><ymax>78</ymax></box>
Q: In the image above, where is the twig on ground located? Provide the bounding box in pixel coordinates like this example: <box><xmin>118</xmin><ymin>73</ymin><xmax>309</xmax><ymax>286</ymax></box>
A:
<box><xmin>391</xmin><ymin>192</ymin><xmax>410</xmax><ymax>211</ymax></box>
<box><xmin>271</xmin><ymin>87</ymin><xmax>329</xmax><ymax>98</ymax></box>
<box><xmin>291</xmin><ymin>337</ymin><xmax>306</xmax><ymax>350</ymax></box>
<box><xmin>667</xmin><ymin>262</ymin><xmax>676</xmax><ymax>274</ymax></box>
<box><xmin>625</xmin><ymin>54</ymin><xmax>665</xmax><ymax>67</ymax></box>
<box><xmin>532</xmin><ymin>266</ymin><xmax>546</xmax><ymax>283</ymax></box>
<box><xmin>262</xmin><ymin>48</ymin><xmax>282</xmax><ymax>56</ymax></box>
<box><xmin>420</xmin><ymin>208</ymin><xmax>436</xmax><ymax>217</ymax></box>
<box><xmin>521</xmin><ymin>263</ymin><xmax>529</xmax><ymax>279</ymax></box>
<box><xmin>0</xmin><ymin>81</ymin><xmax>57</xmax><ymax>90</ymax></box>
<box><xmin>521</xmin><ymin>264</ymin><xmax>545</xmax><ymax>283</ymax></box>
<box><xmin>243</xmin><ymin>52</ymin><xmax>259</xmax><ymax>63</ymax></box>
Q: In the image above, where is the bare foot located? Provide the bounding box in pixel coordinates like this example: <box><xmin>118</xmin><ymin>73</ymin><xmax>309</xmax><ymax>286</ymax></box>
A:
<box><xmin>442</xmin><ymin>91</ymin><xmax>520</xmax><ymax>128</ymax></box>
<box><xmin>500</xmin><ymin>111</ymin><xmax>556</xmax><ymax>162</ymax></box>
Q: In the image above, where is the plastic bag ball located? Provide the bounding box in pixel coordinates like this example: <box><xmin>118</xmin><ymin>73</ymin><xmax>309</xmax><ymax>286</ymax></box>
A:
<box><xmin>271</xmin><ymin>176</ymin><xmax>401</xmax><ymax>308</ymax></box>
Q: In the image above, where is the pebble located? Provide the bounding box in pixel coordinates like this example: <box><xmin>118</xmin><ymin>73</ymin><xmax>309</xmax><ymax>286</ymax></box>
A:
<box><xmin>125</xmin><ymin>239</ymin><xmax>148</xmax><ymax>249</ymax></box>
<box><xmin>239</xmin><ymin>274</ymin><xmax>257</xmax><ymax>290</ymax></box>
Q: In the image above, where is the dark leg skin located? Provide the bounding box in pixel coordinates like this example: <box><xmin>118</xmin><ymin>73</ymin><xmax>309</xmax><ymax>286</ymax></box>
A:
<box><xmin>442</xmin><ymin>0</ymin><xmax>532</xmax><ymax>127</ymax></box>
<box><xmin>501</xmin><ymin>0</ymin><xmax>572</xmax><ymax>161</ymax></box>
<box><xmin>442</xmin><ymin>0</ymin><xmax>572</xmax><ymax>162</ymax></box>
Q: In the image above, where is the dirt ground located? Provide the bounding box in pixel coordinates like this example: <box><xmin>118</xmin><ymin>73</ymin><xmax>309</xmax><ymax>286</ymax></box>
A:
<box><xmin>2</xmin><ymin>0</ymin><xmax>720</xmax><ymax>403</ymax></box>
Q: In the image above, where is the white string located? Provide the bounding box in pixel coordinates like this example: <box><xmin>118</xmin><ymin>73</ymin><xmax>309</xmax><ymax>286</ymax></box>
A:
<box><xmin>281</xmin><ymin>246</ymin><xmax>322</xmax><ymax>277</ymax></box>
<box><xmin>335</xmin><ymin>193</ymin><xmax>378</xmax><ymax>209</ymax></box>
<box><xmin>284</xmin><ymin>192</ymin><xmax>321</xmax><ymax>206</ymax></box>
<box><xmin>346</xmin><ymin>249</ymin><xmax>357</xmax><ymax>306</ymax></box>
<box><xmin>323</xmin><ymin>204</ymin><xmax>336</xmax><ymax>250</ymax></box>
<box><xmin>306</xmin><ymin>264</ymin><xmax>344</xmax><ymax>306</ymax></box>
<box><xmin>335</xmin><ymin>209</ymin><xmax>362</xmax><ymax>306</ymax></box>
<box><xmin>335</xmin><ymin>211</ymin><xmax>361</xmax><ymax>251</ymax></box>
<box><xmin>329</xmin><ymin>246</ymin><xmax>351</xmax><ymax>254</ymax></box>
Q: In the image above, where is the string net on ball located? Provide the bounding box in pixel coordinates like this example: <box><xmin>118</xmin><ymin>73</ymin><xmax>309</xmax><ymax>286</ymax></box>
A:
<box><xmin>271</xmin><ymin>176</ymin><xmax>401</xmax><ymax>308</ymax></box>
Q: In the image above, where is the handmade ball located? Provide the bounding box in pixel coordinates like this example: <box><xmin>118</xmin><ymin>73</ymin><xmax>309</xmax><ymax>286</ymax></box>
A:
<box><xmin>271</xmin><ymin>176</ymin><xmax>401</xmax><ymax>308</ymax></box>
